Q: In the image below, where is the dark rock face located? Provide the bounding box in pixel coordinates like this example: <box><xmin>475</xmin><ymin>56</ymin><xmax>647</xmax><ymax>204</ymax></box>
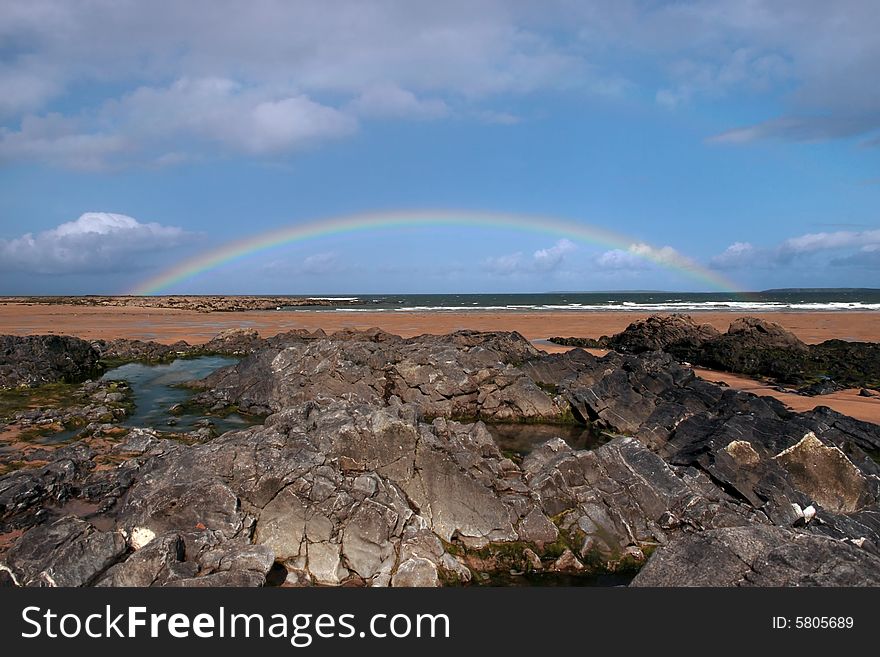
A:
<box><xmin>93</xmin><ymin>338</ymin><xmax>185</xmax><ymax>363</ymax></box>
<box><xmin>1</xmin><ymin>328</ymin><xmax>879</xmax><ymax>587</ymax></box>
<box><xmin>608</xmin><ymin>315</ymin><xmax>810</xmax><ymax>381</ymax></box>
<box><xmin>607</xmin><ymin>314</ymin><xmax>722</xmax><ymax>357</ymax></box>
<box><xmin>0</xmin><ymin>335</ymin><xmax>102</xmax><ymax>388</ymax></box>
<box><xmin>554</xmin><ymin>314</ymin><xmax>880</xmax><ymax>392</ymax></box>
<box><xmin>3</xmin><ymin>515</ymin><xmax>127</xmax><ymax>586</ymax></box>
<box><xmin>698</xmin><ymin>317</ymin><xmax>809</xmax><ymax>380</ymax></box>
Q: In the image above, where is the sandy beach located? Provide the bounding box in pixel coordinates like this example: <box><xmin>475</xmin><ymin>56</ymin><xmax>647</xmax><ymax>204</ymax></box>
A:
<box><xmin>2</xmin><ymin>303</ymin><xmax>879</xmax><ymax>423</ymax></box>
<box><xmin>1</xmin><ymin>304</ymin><xmax>878</xmax><ymax>344</ymax></box>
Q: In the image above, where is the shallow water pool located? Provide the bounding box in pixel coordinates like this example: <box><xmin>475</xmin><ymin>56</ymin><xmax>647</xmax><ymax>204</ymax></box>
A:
<box><xmin>102</xmin><ymin>356</ymin><xmax>260</xmax><ymax>433</ymax></box>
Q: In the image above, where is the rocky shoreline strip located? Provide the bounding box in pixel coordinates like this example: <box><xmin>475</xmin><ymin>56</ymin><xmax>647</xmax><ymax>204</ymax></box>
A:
<box><xmin>1</xmin><ymin>321</ymin><xmax>879</xmax><ymax>587</ymax></box>
<box><xmin>0</xmin><ymin>295</ymin><xmax>358</xmax><ymax>313</ymax></box>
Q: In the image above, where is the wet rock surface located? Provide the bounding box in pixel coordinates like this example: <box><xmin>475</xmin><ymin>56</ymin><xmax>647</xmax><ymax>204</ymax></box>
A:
<box><xmin>0</xmin><ymin>326</ymin><xmax>879</xmax><ymax>587</ymax></box>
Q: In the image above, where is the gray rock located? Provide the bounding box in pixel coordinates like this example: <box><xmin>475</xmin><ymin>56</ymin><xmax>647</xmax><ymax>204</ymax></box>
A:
<box><xmin>1</xmin><ymin>334</ymin><xmax>102</xmax><ymax>388</ymax></box>
<box><xmin>2</xmin><ymin>516</ymin><xmax>126</xmax><ymax>586</ymax></box>
<box><xmin>631</xmin><ymin>525</ymin><xmax>880</xmax><ymax>587</ymax></box>
<box><xmin>391</xmin><ymin>557</ymin><xmax>439</xmax><ymax>587</ymax></box>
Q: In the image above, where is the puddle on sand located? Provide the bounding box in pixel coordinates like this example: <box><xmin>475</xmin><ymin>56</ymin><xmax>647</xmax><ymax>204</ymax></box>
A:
<box><xmin>102</xmin><ymin>356</ymin><xmax>260</xmax><ymax>434</ymax></box>
<box><xmin>486</xmin><ymin>423</ymin><xmax>609</xmax><ymax>457</ymax></box>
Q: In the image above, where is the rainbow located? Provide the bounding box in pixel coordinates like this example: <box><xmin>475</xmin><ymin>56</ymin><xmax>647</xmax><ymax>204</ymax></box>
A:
<box><xmin>130</xmin><ymin>209</ymin><xmax>741</xmax><ymax>294</ymax></box>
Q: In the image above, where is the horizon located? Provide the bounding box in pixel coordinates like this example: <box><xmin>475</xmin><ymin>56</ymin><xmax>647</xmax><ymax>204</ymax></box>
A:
<box><xmin>1</xmin><ymin>2</ymin><xmax>879</xmax><ymax>294</ymax></box>
<box><xmin>4</xmin><ymin>287</ymin><xmax>880</xmax><ymax>298</ymax></box>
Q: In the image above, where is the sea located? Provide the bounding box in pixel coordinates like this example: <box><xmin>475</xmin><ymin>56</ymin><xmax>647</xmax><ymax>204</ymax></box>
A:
<box><xmin>283</xmin><ymin>289</ymin><xmax>880</xmax><ymax>313</ymax></box>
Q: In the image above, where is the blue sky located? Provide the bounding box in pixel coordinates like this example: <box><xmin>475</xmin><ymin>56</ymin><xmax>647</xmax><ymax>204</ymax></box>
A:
<box><xmin>0</xmin><ymin>0</ymin><xmax>878</xmax><ymax>294</ymax></box>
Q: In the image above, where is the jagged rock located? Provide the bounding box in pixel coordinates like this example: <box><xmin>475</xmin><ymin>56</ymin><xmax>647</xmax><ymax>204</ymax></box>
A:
<box><xmin>96</xmin><ymin>533</ymin><xmax>195</xmax><ymax>586</ymax></box>
<box><xmin>554</xmin><ymin>315</ymin><xmax>880</xmax><ymax>392</ymax></box>
<box><xmin>773</xmin><ymin>432</ymin><xmax>873</xmax><ymax>513</ymax></box>
<box><xmin>550</xmin><ymin>548</ymin><xmax>585</xmax><ymax>573</ymax></box>
<box><xmin>1</xmin><ymin>516</ymin><xmax>126</xmax><ymax>587</ymax></box>
<box><xmin>0</xmin><ymin>334</ymin><xmax>102</xmax><ymax>388</ymax></box>
<box><xmin>0</xmin><ymin>452</ymin><xmax>95</xmax><ymax>529</ymax></box>
<box><xmin>391</xmin><ymin>557</ymin><xmax>439</xmax><ymax>587</ymax></box>
<box><xmin>631</xmin><ymin>525</ymin><xmax>880</xmax><ymax>586</ymax></box>
<box><xmin>194</xmin><ymin>330</ymin><xmax>567</xmax><ymax>422</ymax></box>
<box><xmin>524</xmin><ymin>436</ymin><xmax>755</xmax><ymax>563</ymax></box>
<box><xmin>93</xmin><ymin>338</ymin><xmax>181</xmax><ymax>363</ymax></box>
<box><xmin>607</xmin><ymin>314</ymin><xmax>721</xmax><ymax>356</ymax></box>
<box><xmin>202</xmin><ymin>328</ymin><xmax>264</xmax><ymax>355</ymax></box>
<box><xmin>3</xmin><ymin>326</ymin><xmax>880</xmax><ymax>588</ymax></box>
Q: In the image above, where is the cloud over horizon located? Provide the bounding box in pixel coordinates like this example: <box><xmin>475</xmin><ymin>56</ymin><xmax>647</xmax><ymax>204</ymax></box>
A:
<box><xmin>711</xmin><ymin>229</ymin><xmax>880</xmax><ymax>270</ymax></box>
<box><xmin>483</xmin><ymin>239</ymin><xmax>576</xmax><ymax>275</ymax></box>
<box><xmin>596</xmin><ymin>243</ymin><xmax>688</xmax><ymax>271</ymax></box>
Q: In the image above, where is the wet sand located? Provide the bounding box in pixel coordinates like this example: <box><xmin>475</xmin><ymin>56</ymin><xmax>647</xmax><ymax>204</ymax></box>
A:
<box><xmin>2</xmin><ymin>303</ymin><xmax>878</xmax><ymax>424</ymax></box>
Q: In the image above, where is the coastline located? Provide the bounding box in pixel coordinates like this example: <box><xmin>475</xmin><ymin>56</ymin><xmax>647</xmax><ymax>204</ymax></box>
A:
<box><xmin>1</xmin><ymin>304</ymin><xmax>879</xmax><ymax>344</ymax></box>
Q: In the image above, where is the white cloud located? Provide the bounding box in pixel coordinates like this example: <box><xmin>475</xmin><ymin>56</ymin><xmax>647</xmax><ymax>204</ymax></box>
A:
<box><xmin>658</xmin><ymin>48</ymin><xmax>791</xmax><ymax>111</ymax></box>
<box><xmin>533</xmin><ymin>238</ymin><xmax>576</xmax><ymax>270</ymax></box>
<box><xmin>596</xmin><ymin>242</ymin><xmax>687</xmax><ymax>270</ymax></box>
<box><xmin>2</xmin><ymin>0</ymin><xmax>879</xmax><ymax>167</ymax></box>
<box><xmin>0</xmin><ymin>78</ymin><xmax>358</xmax><ymax>167</ymax></box>
<box><xmin>483</xmin><ymin>251</ymin><xmax>525</xmax><ymax>275</ymax></box>
<box><xmin>655</xmin><ymin>88</ymin><xmax>688</xmax><ymax>110</ymax></box>
<box><xmin>0</xmin><ymin>63</ymin><xmax>61</xmax><ymax>118</ymax></box>
<box><xmin>709</xmin><ymin>241</ymin><xmax>759</xmax><ymax>269</ymax></box>
<box><xmin>831</xmin><ymin>244</ymin><xmax>880</xmax><ymax>269</ymax></box>
<box><xmin>708</xmin><ymin>116</ymin><xmax>880</xmax><ymax>145</ymax></box>
<box><xmin>779</xmin><ymin>229</ymin><xmax>880</xmax><ymax>255</ymax></box>
<box><xmin>300</xmin><ymin>252</ymin><xmax>343</xmax><ymax>275</ymax></box>
<box><xmin>116</xmin><ymin>78</ymin><xmax>357</xmax><ymax>155</ymax></box>
<box><xmin>348</xmin><ymin>83</ymin><xmax>448</xmax><ymax>120</ymax></box>
<box><xmin>0</xmin><ymin>212</ymin><xmax>191</xmax><ymax>274</ymax></box>
<box><xmin>484</xmin><ymin>239</ymin><xmax>576</xmax><ymax>275</ymax></box>
<box><xmin>0</xmin><ymin>113</ymin><xmax>130</xmax><ymax>171</ymax></box>
<box><xmin>0</xmin><ymin>1</ymin><xmax>599</xmax><ymax>168</ymax></box>
<box><xmin>261</xmin><ymin>251</ymin><xmax>349</xmax><ymax>276</ymax></box>
<box><xmin>710</xmin><ymin>229</ymin><xmax>880</xmax><ymax>270</ymax></box>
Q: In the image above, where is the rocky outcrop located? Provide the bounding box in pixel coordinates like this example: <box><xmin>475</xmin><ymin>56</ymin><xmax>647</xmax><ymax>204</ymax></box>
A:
<box><xmin>631</xmin><ymin>525</ymin><xmax>880</xmax><ymax>587</ymax></box>
<box><xmin>523</xmin><ymin>436</ymin><xmax>755</xmax><ymax>567</ymax></box>
<box><xmin>2</xmin><ymin>515</ymin><xmax>127</xmax><ymax>587</ymax></box>
<box><xmin>201</xmin><ymin>328</ymin><xmax>264</xmax><ymax>355</ymax></box>
<box><xmin>553</xmin><ymin>314</ymin><xmax>880</xmax><ymax>392</ymax></box>
<box><xmin>1</xmin><ymin>328</ymin><xmax>879</xmax><ymax>587</ymax></box>
<box><xmin>698</xmin><ymin>317</ymin><xmax>809</xmax><ymax>380</ymax></box>
<box><xmin>606</xmin><ymin>314</ymin><xmax>722</xmax><ymax>357</ymax></box>
<box><xmin>93</xmin><ymin>338</ymin><xmax>187</xmax><ymax>363</ymax></box>
<box><xmin>192</xmin><ymin>330</ymin><xmax>568</xmax><ymax>422</ymax></box>
<box><xmin>540</xmin><ymin>347</ymin><xmax>880</xmax><ymax>540</ymax></box>
<box><xmin>1</xmin><ymin>335</ymin><xmax>102</xmax><ymax>388</ymax></box>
